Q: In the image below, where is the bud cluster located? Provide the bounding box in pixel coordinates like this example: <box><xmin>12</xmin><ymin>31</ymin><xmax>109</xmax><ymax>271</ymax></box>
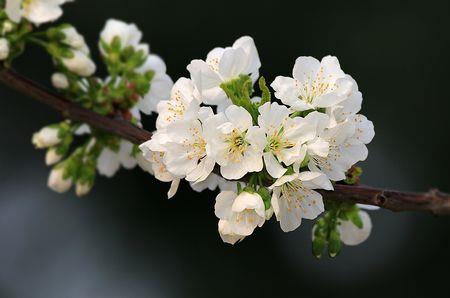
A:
<box><xmin>1</xmin><ymin>3</ymin><xmax>173</xmax><ymax>196</ymax></box>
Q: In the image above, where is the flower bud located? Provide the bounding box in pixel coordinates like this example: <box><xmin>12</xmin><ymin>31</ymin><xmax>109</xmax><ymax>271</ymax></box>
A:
<box><xmin>0</xmin><ymin>38</ymin><xmax>10</xmax><ymax>61</ymax></box>
<box><xmin>46</xmin><ymin>148</ymin><xmax>63</xmax><ymax>166</ymax></box>
<box><xmin>48</xmin><ymin>168</ymin><xmax>73</xmax><ymax>193</ymax></box>
<box><xmin>62</xmin><ymin>50</ymin><xmax>96</xmax><ymax>77</ymax></box>
<box><xmin>100</xmin><ymin>19</ymin><xmax>149</xmax><ymax>56</ymax></box>
<box><xmin>75</xmin><ymin>182</ymin><xmax>92</xmax><ymax>197</ymax></box>
<box><xmin>32</xmin><ymin>127</ymin><xmax>61</xmax><ymax>149</ymax></box>
<box><xmin>51</xmin><ymin>72</ymin><xmax>69</xmax><ymax>89</ymax></box>
<box><xmin>2</xmin><ymin>21</ymin><xmax>14</xmax><ymax>35</ymax></box>
<box><xmin>61</xmin><ymin>26</ymin><xmax>89</xmax><ymax>54</ymax></box>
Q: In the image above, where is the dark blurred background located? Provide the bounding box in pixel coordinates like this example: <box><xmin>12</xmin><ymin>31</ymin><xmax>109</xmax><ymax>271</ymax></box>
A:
<box><xmin>1</xmin><ymin>0</ymin><xmax>450</xmax><ymax>297</ymax></box>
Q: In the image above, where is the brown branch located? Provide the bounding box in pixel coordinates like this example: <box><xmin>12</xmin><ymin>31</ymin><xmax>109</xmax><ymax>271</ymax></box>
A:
<box><xmin>0</xmin><ymin>68</ymin><xmax>152</xmax><ymax>144</ymax></box>
<box><xmin>1</xmin><ymin>67</ymin><xmax>450</xmax><ymax>215</ymax></box>
<box><xmin>320</xmin><ymin>185</ymin><xmax>450</xmax><ymax>216</ymax></box>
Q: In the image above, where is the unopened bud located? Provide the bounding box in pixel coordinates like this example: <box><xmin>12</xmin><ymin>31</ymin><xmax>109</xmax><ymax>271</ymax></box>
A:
<box><xmin>75</xmin><ymin>182</ymin><xmax>92</xmax><ymax>197</ymax></box>
<box><xmin>2</xmin><ymin>21</ymin><xmax>14</xmax><ymax>35</ymax></box>
<box><xmin>61</xmin><ymin>26</ymin><xmax>89</xmax><ymax>54</ymax></box>
<box><xmin>32</xmin><ymin>127</ymin><xmax>61</xmax><ymax>149</ymax></box>
<box><xmin>46</xmin><ymin>148</ymin><xmax>63</xmax><ymax>166</ymax></box>
<box><xmin>62</xmin><ymin>50</ymin><xmax>96</xmax><ymax>77</ymax></box>
<box><xmin>48</xmin><ymin>168</ymin><xmax>72</xmax><ymax>193</ymax></box>
<box><xmin>51</xmin><ymin>72</ymin><xmax>69</xmax><ymax>89</ymax></box>
<box><xmin>0</xmin><ymin>38</ymin><xmax>10</xmax><ymax>61</ymax></box>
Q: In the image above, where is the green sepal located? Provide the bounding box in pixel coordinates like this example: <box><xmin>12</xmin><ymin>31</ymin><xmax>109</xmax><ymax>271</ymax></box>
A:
<box><xmin>258</xmin><ymin>76</ymin><xmax>271</xmax><ymax>106</ymax></box>
<box><xmin>257</xmin><ymin>187</ymin><xmax>272</xmax><ymax>210</ymax></box>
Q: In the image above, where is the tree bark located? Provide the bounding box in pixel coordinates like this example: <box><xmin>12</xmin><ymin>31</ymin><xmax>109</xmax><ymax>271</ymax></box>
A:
<box><xmin>1</xmin><ymin>67</ymin><xmax>450</xmax><ymax>215</ymax></box>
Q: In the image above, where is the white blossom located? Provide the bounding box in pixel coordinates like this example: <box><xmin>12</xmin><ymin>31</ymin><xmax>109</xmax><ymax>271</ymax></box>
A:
<box><xmin>270</xmin><ymin>171</ymin><xmax>333</xmax><ymax>232</ymax></box>
<box><xmin>304</xmin><ymin>111</ymin><xmax>374</xmax><ymax>181</ymax></box>
<box><xmin>215</xmin><ymin>191</ymin><xmax>266</xmax><ymax>243</ymax></box>
<box><xmin>271</xmin><ymin>56</ymin><xmax>354</xmax><ymax>112</ymax></box>
<box><xmin>0</xmin><ymin>38</ymin><xmax>10</xmax><ymax>60</ymax></box>
<box><xmin>203</xmin><ymin>105</ymin><xmax>265</xmax><ymax>180</ymax></box>
<box><xmin>51</xmin><ymin>72</ymin><xmax>69</xmax><ymax>89</ymax></box>
<box><xmin>5</xmin><ymin>0</ymin><xmax>74</xmax><ymax>25</ymax></box>
<box><xmin>47</xmin><ymin>167</ymin><xmax>72</xmax><ymax>193</ymax></box>
<box><xmin>187</xmin><ymin>36</ymin><xmax>261</xmax><ymax>107</ymax></box>
<box><xmin>61</xmin><ymin>50</ymin><xmax>96</xmax><ymax>77</ymax></box>
<box><xmin>326</xmin><ymin>76</ymin><xmax>362</xmax><ymax>126</ymax></box>
<box><xmin>258</xmin><ymin>102</ymin><xmax>316</xmax><ymax>178</ymax></box>
<box><xmin>337</xmin><ymin>210</ymin><xmax>372</xmax><ymax>246</ymax></box>
<box><xmin>32</xmin><ymin>127</ymin><xmax>61</xmax><ymax>148</ymax></box>
<box><xmin>100</xmin><ymin>19</ymin><xmax>148</xmax><ymax>55</ymax></box>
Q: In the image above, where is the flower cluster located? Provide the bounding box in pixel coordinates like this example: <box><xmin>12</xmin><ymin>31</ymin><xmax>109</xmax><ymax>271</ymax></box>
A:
<box><xmin>140</xmin><ymin>36</ymin><xmax>375</xmax><ymax>257</ymax></box>
<box><xmin>2</xmin><ymin>1</ymin><xmax>378</xmax><ymax>258</ymax></box>
<box><xmin>1</xmin><ymin>2</ymin><xmax>173</xmax><ymax>196</ymax></box>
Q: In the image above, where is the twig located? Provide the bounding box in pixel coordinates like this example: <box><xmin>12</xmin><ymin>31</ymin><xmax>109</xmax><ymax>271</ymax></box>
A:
<box><xmin>1</xmin><ymin>67</ymin><xmax>450</xmax><ymax>215</ymax></box>
<box><xmin>0</xmin><ymin>68</ymin><xmax>152</xmax><ymax>144</ymax></box>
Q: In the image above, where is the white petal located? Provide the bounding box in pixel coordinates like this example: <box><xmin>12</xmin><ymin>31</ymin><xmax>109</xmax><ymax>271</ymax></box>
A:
<box><xmin>299</xmin><ymin>171</ymin><xmax>333</xmax><ymax>190</ymax></box>
<box><xmin>298</xmin><ymin>190</ymin><xmax>324</xmax><ymax>220</ymax></box>
<box><xmin>263</xmin><ymin>152</ymin><xmax>287</xmax><ymax>179</ymax></box>
<box><xmin>215</xmin><ymin>191</ymin><xmax>237</xmax><ymax>219</ymax></box>
<box><xmin>138</xmin><ymin>73</ymin><xmax>173</xmax><ymax>115</ymax></box>
<box><xmin>292</xmin><ymin>56</ymin><xmax>321</xmax><ymax>82</ymax></box>
<box><xmin>218</xmin><ymin>48</ymin><xmax>248</xmax><ymax>80</ymax></box>
<box><xmin>232</xmin><ymin>192</ymin><xmax>265</xmax><ymax>218</ymax></box>
<box><xmin>187</xmin><ymin>59</ymin><xmax>222</xmax><ymax>90</ymax></box>
<box><xmin>25</xmin><ymin>0</ymin><xmax>65</xmax><ymax>25</ymax></box>
<box><xmin>307</xmin><ymin>138</ymin><xmax>329</xmax><ymax>158</ymax></box>
<box><xmin>5</xmin><ymin>0</ymin><xmax>23</xmax><ymax>23</ymax></box>
<box><xmin>232</xmin><ymin>36</ymin><xmax>261</xmax><ymax>76</ymax></box>
<box><xmin>257</xmin><ymin>102</ymin><xmax>290</xmax><ymax>133</ymax></box>
<box><xmin>167</xmin><ymin>178</ymin><xmax>180</xmax><ymax>199</ymax></box>
<box><xmin>97</xmin><ymin>148</ymin><xmax>121</xmax><ymax>178</ymax></box>
<box><xmin>137</xmin><ymin>54</ymin><xmax>167</xmax><ymax>74</ymax></box>
<box><xmin>225</xmin><ymin>105</ymin><xmax>252</xmax><ymax>132</ymax></box>
<box><xmin>119</xmin><ymin>140</ymin><xmax>137</xmax><ymax>169</ymax></box>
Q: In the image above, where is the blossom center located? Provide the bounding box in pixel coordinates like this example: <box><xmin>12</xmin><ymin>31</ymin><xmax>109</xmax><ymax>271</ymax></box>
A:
<box><xmin>22</xmin><ymin>0</ymin><xmax>35</xmax><ymax>13</ymax></box>
<box><xmin>266</xmin><ymin>127</ymin><xmax>294</xmax><ymax>155</ymax></box>
<box><xmin>226</xmin><ymin>129</ymin><xmax>248</xmax><ymax>162</ymax></box>
<box><xmin>185</xmin><ymin>126</ymin><xmax>206</xmax><ymax>160</ymax></box>
<box><xmin>296</xmin><ymin>67</ymin><xmax>338</xmax><ymax>104</ymax></box>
